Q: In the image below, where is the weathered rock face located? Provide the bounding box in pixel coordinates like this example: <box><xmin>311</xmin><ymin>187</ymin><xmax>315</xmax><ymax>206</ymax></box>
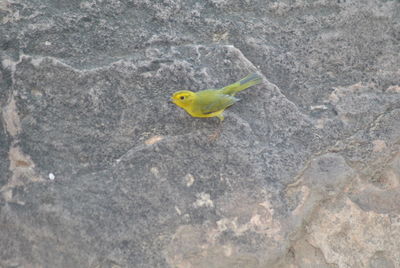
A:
<box><xmin>1</xmin><ymin>0</ymin><xmax>399</xmax><ymax>267</ymax></box>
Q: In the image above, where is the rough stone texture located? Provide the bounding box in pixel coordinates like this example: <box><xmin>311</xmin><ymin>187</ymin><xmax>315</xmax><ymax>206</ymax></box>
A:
<box><xmin>0</xmin><ymin>0</ymin><xmax>399</xmax><ymax>267</ymax></box>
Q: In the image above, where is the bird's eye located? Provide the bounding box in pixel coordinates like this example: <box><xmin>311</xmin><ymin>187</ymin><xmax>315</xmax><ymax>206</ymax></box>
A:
<box><xmin>180</xmin><ymin>96</ymin><xmax>185</xmax><ymax>100</ymax></box>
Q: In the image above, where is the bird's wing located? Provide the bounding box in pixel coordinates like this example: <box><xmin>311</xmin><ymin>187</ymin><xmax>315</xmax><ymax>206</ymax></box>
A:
<box><xmin>198</xmin><ymin>93</ymin><xmax>238</xmax><ymax>114</ymax></box>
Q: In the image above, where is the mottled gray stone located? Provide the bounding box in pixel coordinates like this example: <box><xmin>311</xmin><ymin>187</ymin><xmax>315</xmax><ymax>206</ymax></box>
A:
<box><xmin>369</xmin><ymin>251</ymin><xmax>395</xmax><ymax>268</ymax></box>
<box><xmin>1</xmin><ymin>0</ymin><xmax>400</xmax><ymax>267</ymax></box>
<box><xmin>0</xmin><ymin>120</ymin><xmax>10</xmax><ymax>188</ymax></box>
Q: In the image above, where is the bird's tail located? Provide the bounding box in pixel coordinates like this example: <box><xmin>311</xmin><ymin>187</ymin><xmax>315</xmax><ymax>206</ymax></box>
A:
<box><xmin>221</xmin><ymin>73</ymin><xmax>263</xmax><ymax>95</ymax></box>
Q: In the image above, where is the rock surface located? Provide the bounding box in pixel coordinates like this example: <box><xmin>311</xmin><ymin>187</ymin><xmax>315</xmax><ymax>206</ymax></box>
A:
<box><xmin>1</xmin><ymin>0</ymin><xmax>400</xmax><ymax>267</ymax></box>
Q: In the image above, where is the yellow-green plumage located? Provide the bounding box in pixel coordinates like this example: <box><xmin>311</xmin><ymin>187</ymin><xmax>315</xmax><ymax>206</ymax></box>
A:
<box><xmin>171</xmin><ymin>73</ymin><xmax>263</xmax><ymax>121</ymax></box>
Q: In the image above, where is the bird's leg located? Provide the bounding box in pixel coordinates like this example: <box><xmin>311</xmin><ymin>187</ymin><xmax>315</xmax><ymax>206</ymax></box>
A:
<box><xmin>208</xmin><ymin>126</ymin><xmax>222</xmax><ymax>141</ymax></box>
<box><xmin>208</xmin><ymin>113</ymin><xmax>224</xmax><ymax>141</ymax></box>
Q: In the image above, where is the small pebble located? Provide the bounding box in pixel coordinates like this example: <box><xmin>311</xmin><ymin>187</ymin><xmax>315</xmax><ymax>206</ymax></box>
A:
<box><xmin>49</xmin><ymin>173</ymin><xmax>55</xmax><ymax>180</ymax></box>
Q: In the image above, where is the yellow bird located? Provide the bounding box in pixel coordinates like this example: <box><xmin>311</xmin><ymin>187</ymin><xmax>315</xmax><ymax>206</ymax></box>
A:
<box><xmin>171</xmin><ymin>73</ymin><xmax>263</xmax><ymax>121</ymax></box>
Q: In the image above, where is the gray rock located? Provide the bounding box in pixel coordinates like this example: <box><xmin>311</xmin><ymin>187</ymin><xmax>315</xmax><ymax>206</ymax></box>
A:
<box><xmin>1</xmin><ymin>0</ymin><xmax>400</xmax><ymax>267</ymax></box>
<box><xmin>369</xmin><ymin>251</ymin><xmax>395</xmax><ymax>268</ymax></box>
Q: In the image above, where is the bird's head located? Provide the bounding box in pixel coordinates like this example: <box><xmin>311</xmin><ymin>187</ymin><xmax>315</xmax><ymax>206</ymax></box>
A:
<box><xmin>171</xmin><ymin>90</ymin><xmax>196</xmax><ymax>109</ymax></box>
